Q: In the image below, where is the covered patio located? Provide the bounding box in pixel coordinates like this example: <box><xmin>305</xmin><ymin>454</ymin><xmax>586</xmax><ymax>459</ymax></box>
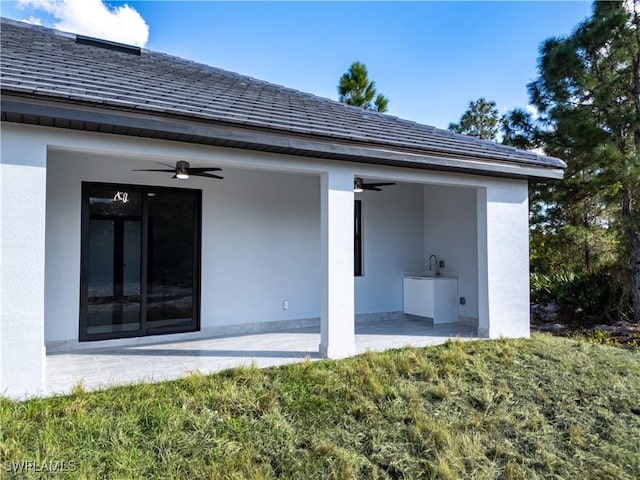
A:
<box><xmin>45</xmin><ymin>317</ymin><xmax>478</xmax><ymax>395</ymax></box>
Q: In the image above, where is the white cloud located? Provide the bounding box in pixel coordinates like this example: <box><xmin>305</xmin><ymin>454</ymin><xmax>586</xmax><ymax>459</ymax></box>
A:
<box><xmin>18</xmin><ymin>0</ymin><xmax>56</xmax><ymax>9</ymax></box>
<box><xmin>525</xmin><ymin>104</ymin><xmax>540</xmax><ymax>120</ymax></box>
<box><xmin>624</xmin><ymin>0</ymin><xmax>638</xmax><ymax>16</ymax></box>
<box><xmin>17</xmin><ymin>0</ymin><xmax>149</xmax><ymax>47</ymax></box>
<box><xmin>19</xmin><ymin>16</ymin><xmax>43</xmax><ymax>26</ymax></box>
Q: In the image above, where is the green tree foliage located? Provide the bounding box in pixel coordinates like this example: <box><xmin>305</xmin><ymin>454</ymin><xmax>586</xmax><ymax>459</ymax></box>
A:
<box><xmin>448</xmin><ymin>98</ymin><xmax>500</xmax><ymax>140</ymax></box>
<box><xmin>502</xmin><ymin>106</ymin><xmax>620</xmax><ymax>289</ymax></box>
<box><xmin>338</xmin><ymin>62</ymin><xmax>389</xmax><ymax>112</ymax></box>
<box><xmin>501</xmin><ymin>108</ymin><xmax>540</xmax><ymax>150</ymax></box>
<box><xmin>526</xmin><ymin>1</ymin><xmax>640</xmax><ymax>320</ymax></box>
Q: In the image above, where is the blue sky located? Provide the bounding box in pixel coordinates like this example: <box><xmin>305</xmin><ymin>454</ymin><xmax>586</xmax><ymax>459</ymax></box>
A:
<box><xmin>1</xmin><ymin>1</ymin><xmax>593</xmax><ymax>129</ymax></box>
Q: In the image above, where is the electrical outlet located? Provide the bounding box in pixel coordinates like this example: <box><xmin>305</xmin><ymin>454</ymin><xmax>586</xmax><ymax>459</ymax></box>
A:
<box><xmin>460</xmin><ymin>297</ymin><xmax>466</xmax><ymax>305</ymax></box>
<box><xmin>439</xmin><ymin>260</ymin><xmax>445</xmax><ymax>268</ymax></box>
<box><xmin>283</xmin><ymin>300</ymin><xmax>289</xmax><ymax>310</ymax></box>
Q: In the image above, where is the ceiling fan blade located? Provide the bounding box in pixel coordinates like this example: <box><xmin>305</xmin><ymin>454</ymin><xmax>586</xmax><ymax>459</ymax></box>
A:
<box><xmin>157</xmin><ymin>161</ymin><xmax>179</xmax><ymax>169</ymax></box>
<box><xmin>132</xmin><ymin>168</ymin><xmax>177</xmax><ymax>172</ymax></box>
<box><xmin>192</xmin><ymin>172</ymin><xmax>224</xmax><ymax>179</ymax></box>
<box><xmin>363</xmin><ymin>185</ymin><xmax>382</xmax><ymax>191</ymax></box>
<box><xmin>365</xmin><ymin>182</ymin><xmax>396</xmax><ymax>187</ymax></box>
<box><xmin>187</xmin><ymin>167</ymin><xmax>223</xmax><ymax>173</ymax></box>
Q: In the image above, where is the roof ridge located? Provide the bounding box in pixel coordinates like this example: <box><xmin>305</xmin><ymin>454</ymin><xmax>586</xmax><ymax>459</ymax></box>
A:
<box><xmin>0</xmin><ymin>16</ymin><xmax>75</xmax><ymax>39</ymax></box>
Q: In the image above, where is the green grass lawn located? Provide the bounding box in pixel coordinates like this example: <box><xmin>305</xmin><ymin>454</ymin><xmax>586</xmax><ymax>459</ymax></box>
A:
<box><xmin>2</xmin><ymin>334</ymin><xmax>639</xmax><ymax>479</ymax></box>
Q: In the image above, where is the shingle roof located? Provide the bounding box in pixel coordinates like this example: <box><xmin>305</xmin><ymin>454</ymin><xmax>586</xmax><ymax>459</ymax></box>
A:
<box><xmin>0</xmin><ymin>18</ymin><xmax>565</xmax><ymax>177</ymax></box>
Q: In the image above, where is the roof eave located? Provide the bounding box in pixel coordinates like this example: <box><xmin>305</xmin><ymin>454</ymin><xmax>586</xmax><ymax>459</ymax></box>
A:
<box><xmin>1</xmin><ymin>95</ymin><xmax>564</xmax><ymax>181</ymax></box>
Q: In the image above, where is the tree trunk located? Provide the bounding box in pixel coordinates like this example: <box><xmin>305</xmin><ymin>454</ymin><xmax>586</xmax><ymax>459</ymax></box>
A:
<box><xmin>631</xmin><ymin>235</ymin><xmax>640</xmax><ymax>323</ymax></box>
<box><xmin>630</xmin><ymin>4</ymin><xmax>640</xmax><ymax>322</ymax></box>
<box><xmin>622</xmin><ymin>187</ymin><xmax>640</xmax><ymax>322</ymax></box>
<box><xmin>583</xmin><ymin>211</ymin><xmax>591</xmax><ymax>273</ymax></box>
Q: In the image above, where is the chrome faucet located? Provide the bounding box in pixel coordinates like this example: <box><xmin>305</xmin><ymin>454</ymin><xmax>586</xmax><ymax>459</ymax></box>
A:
<box><xmin>428</xmin><ymin>254</ymin><xmax>440</xmax><ymax>276</ymax></box>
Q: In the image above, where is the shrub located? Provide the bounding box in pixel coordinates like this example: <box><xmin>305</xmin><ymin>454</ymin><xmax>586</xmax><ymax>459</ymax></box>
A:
<box><xmin>530</xmin><ymin>270</ymin><xmax>612</xmax><ymax>313</ymax></box>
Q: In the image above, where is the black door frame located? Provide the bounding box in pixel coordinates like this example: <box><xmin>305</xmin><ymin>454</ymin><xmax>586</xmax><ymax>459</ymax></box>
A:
<box><xmin>79</xmin><ymin>182</ymin><xmax>201</xmax><ymax>342</ymax></box>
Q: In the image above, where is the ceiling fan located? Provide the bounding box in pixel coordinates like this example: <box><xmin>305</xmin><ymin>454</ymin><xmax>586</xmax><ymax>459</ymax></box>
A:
<box><xmin>133</xmin><ymin>161</ymin><xmax>223</xmax><ymax>180</ymax></box>
<box><xmin>354</xmin><ymin>177</ymin><xmax>395</xmax><ymax>192</ymax></box>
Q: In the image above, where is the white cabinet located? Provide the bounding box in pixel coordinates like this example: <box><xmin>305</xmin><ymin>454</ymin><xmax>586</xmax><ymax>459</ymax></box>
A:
<box><xmin>403</xmin><ymin>277</ymin><xmax>458</xmax><ymax>324</ymax></box>
<box><xmin>402</xmin><ymin>277</ymin><xmax>421</xmax><ymax>315</ymax></box>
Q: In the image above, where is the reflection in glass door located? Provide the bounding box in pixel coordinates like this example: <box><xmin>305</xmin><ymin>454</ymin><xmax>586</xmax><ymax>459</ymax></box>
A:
<box><xmin>80</xmin><ymin>183</ymin><xmax>200</xmax><ymax>341</ymax></box>
<box><xmin>146</xmin><ymin>191</ymin><xmax>196</xmax><ymax>332</ymax></box>
<box><xmin>85</xmin><ymin>188</ymin><xmax>142</xmax><ymax>336</ymax></box>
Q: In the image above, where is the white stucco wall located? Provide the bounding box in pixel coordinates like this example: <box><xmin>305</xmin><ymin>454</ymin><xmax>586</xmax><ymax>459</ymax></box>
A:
<box><xmin>355</xmin><ymin>183</ymin><xmax>424</xmax><ymax>313</ymax></box>
<box><xmin>477</xmin><ymin>181</ymin><xmax>530</xmax><ymax>338</ymax></box>
<box><xmin>423</xmin><ymin>185</ymin><xmax>479</xmax><ymax>321</ymax></box>
<box><xmin>1</xmin><ymin>127</ymin><xmax>47</xmax><ymax>397</ymax></box>
<box><xmin>202</xmin><ymin>165</ymin><xmax>321</xmax><ymax>327</ymax></box>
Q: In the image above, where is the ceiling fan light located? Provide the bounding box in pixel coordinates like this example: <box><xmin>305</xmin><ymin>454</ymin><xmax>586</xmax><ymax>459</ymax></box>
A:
<box><xmin>175</xmin><ymin>160</ymin><xmax>189</xmax><ymax>179</ymax></box>
<box><xmin>354</xmin><ymin>177</ymin><xmax>364</xmax><ymax>193</ymax></box>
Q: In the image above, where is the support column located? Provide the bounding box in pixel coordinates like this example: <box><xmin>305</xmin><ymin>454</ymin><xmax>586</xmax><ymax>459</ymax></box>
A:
<box><xmin>319</xmin><ymin>169</ymin><xmax>356</xmax><ymax>358</ymax></box>
<box><xmin>477</xmin><ymin>187</ymin><xmax>490</xmax><ymax>337</ymax></box>
<box><xmin>1</xmin><ymin>126</ymin><xmax>47</xmax><ymax>398</ymax></box>
<box><xmin>477</xmin><ymin>181</ymin><xmax>530</xmax><ymax>339</ymax></box>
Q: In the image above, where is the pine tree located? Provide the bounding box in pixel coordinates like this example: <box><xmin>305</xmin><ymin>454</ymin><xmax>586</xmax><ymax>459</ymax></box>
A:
<box><xmin>448</xmin><ymin>98</ymin><xmax>500</xmax><ymax>140</ymax></box>
<box><xmin>338</xmin><ymin>62</ymin><xmax>389</xmax><ymax>112</ymax></box>
<box><xmin>528</xmin><ymin>0</ymin><xmax>640</xmax><ymax>320</ymax></box>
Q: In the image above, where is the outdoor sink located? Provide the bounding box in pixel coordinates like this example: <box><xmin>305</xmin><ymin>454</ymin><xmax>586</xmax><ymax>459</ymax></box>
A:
<box><xmin>402</xmin><ymin>271</ymin><xmax>455</xmax><ymax>279</ymax></box>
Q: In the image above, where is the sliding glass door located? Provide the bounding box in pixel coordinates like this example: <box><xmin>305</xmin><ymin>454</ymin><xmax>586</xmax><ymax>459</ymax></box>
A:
<box><xmin>80</xmin><ymin>183</ymin><xmax>201</xmax><ymax>341</ymax></box>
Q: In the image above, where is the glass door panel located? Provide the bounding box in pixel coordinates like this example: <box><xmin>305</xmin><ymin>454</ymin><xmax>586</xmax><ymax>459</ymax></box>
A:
<box><xmin>86</xmin><ymin>189</ymin><xmax>142</xmax><ymax>336</ymax></box>
<box><xmin>123</xmin><ymin>220</ymin><xmax>142</xmax><ymax>296</ymax></box>
<box><xmin>146</xmin><ymin>191</ymin><xmax>196</xmax><ymax>331</ymax></box>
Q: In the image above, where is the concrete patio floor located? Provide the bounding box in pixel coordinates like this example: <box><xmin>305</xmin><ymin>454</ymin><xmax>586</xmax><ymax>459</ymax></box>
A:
<box><xmin>45</xmin><ymin>317</ymin><xmax>478</xmax><ymax>396</ymax></box>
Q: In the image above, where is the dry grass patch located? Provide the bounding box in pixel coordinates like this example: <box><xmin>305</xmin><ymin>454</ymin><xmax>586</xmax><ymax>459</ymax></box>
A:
<box><xmin>1</xmin><ymin>334</ymin><xmax>639</xmax><ymax>479</ymax></box>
